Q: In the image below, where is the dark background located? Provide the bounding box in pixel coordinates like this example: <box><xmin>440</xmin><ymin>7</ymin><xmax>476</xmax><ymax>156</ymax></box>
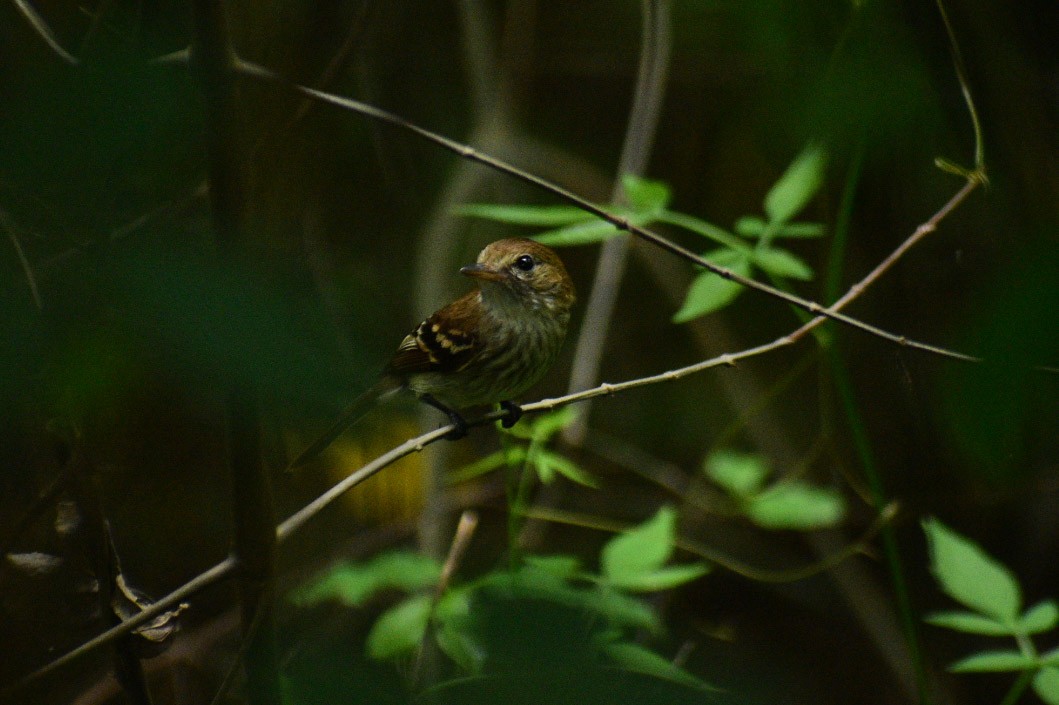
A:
<box><xmin>1</xmin><ymin>1</ymin><xmax>1057</xmax><ymax>704</ymax></box>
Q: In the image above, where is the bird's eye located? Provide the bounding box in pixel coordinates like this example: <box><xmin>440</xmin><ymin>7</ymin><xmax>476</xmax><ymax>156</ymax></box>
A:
<box><xmin>514</xmin><ymin>254</ymin><xmax>536</xmax><ymax>272</ymax></box>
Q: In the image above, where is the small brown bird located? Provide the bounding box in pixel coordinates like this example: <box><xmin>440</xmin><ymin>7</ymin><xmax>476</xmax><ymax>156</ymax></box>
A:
<box><xmin>289</xmin><ymin>238</ymin><xmax>576</xmax><ymax>469</ymax></box>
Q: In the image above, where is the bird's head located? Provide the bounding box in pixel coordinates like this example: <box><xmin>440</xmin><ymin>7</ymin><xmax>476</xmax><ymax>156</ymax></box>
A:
<box><xmin>460</xmin><ymin>238</ymin><xmax>576</xmax><ymax>315</ymax></box>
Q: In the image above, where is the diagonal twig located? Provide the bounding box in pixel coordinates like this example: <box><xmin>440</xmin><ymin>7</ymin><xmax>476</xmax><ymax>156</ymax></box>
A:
<box><xmin>11</xmin><ymin>0</ymin><xmax>78</xmax><ymax>64</ymax></box>
<box><xmin>563</xmin><ymin>0</ymin><xmax>672</xmax><ymax>446</ymax></box>
<box><xmin>0</xmin><ymin>206</ymin><xmax>43</xmax><ymax>310</ymax></box>
<box><xmin>227</xmin><ymin>58</ymin><xmax>983</xmax><ymax>365</ymax></box>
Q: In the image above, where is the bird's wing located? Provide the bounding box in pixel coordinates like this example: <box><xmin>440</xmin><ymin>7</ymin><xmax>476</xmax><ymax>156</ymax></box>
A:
<box><xmin>387</xmin><ymin>292</ymin><xmax>480</xmax><ymax>375</ymax></box>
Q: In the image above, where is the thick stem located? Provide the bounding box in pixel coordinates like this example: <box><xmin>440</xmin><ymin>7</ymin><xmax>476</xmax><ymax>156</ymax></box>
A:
<box><xmin>190</xmin><ymin>2</ymin><xmax>280</xmax><ymax>704</ymax></box>
<box><xmin>562</xmin><ymin>0</ymin><xmax>672</xmax><ymax>446</ymax></box>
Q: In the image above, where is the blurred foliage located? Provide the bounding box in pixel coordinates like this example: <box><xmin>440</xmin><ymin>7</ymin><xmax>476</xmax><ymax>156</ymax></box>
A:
<box><xmin>1</xmin><ymin>1</ymin><xmax>1057</xmax><ymax>704</ymax></box>
<box><xmin>924</xmin><ymin>518</ymin><xmax>1059</xmax><ymax>704</ymax></box>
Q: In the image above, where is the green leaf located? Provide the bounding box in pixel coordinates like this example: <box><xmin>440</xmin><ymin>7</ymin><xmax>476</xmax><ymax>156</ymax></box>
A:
<box><xmin>535</xmin><ymin>219</ymin><xmax>626</xmax><ymax>247</ymax></box>
<box><xmin>523</xmin><ymin>555</ymin><xmax>582</xmax><ymax>580</ymax></box>
<box><xmin>454</xmin><ymin>203</ymin><xmax>593</xmax><ymax>226</ymax></box>
<box><xmin>925</xmin><ymin>611</ymin><xmax>1011</xmax><ymax>636</ymax></box>
<box><xmin>449</xmin><ymin>447</ymin><xmax>527</xmax><ymax>484</ymax></box>
<box><xmin>603</xmin><ymin>642</ymin><xmax>707</xmax><ymax>689</ymax></box>
<box><xmin>735</xmin><ymin>216</ymin><xmax>825</xmax><ymax>239</ymax></box>
<box><xmin>482</xmin><ymin>566</ymin><xmax>660</xmax><ymax>632</ymax></box>
<box><xmin>535</xmin><ymin>452</ymin><xmax>556</xmax><ymax>483</ymax></box>
<box><xmin>592</xmin><ymin>590</ymin><xmax>662</xmax><ymax>633</ymax></box>
<box><xmin>948</xmin><ymin>650</ymin><xmax>1038</xmax><ymax>673</ymax></box>
<box><xmin>611</xmin><ymin>564</ymin><xmax>710</xmax><ymax>593</ymax></box>
<box><xmin>923</xmin><ymin>518</ymin><xmax>1022</xmax><ymax>623</ymax></box>
<box><xmin>705</xmin><ymin>450</ymin><xmax>769</xmax><ymax>497</ymax></box>
<box><xmin>433</xmin><ymin>586</ymin><xmax>471</xmax><ymax>622</ymax></box>
<box><xmin>527</xmin><ymin>406</ymin><xmax>578</xmax><ymax>441</ymax></box>
<box><xmin>602</xmin><ymin>507</ymin><xmax>677</xmax><ymax>587</ymax></box>
<box><xmin>434</xmin><ymin>618</ymin><xmax>482</xmax><ymax>673</ymax></box>
<box><xmin>1021</xmin><ymin>601</ymin><xmax>1059</xmax><ymax>635</ymax></box>
<box><xmin>746</xmin><ymin>483</ymin><xmax>844</xmax><ymax>530</ymax></box>
<box><xmin>671</xmin><ymin>249</ymin><xmax>751</xmax><ymax>323</ymax></box>
<box><xmin>764</xmin><ymin>143</ymin><xmax>828</xmax><ymax>225</ymax></box>
<box><xmin>291</xmin><ymin>551</ymin><xmax>441</xmax><ymax>607</ymax></box>
<box><xmin>432</xmin><ymin>588</ymin><xmax>479</xmax><ymax>672</ymax></box>
<box><xmin>1034</xmin><ymin>667</ymin><xmax>1059</xmax><ymax>705</ymax></box>
<box><xmin>751</xmin><ymin>247</ymin><xmax>814</xmax><ymax>280</ymax></box>
<box><xmin>537</xmin><ymin>451</ymin><xmax>599</xmax><ymax>488</ymax></box>
<box><xmin>621</xmin><ymin>175</ymin><xmax>671</xmax><ymax>213</ymax></box>
<box><xmin>366</xmin><ymin>594</ymin><xmax>433</xmax><ymax>660</ymax></box>
<box><xmin>657</xmin><ymin>210</ymin><xmax>744</xmax><ymax>249</ymax></box>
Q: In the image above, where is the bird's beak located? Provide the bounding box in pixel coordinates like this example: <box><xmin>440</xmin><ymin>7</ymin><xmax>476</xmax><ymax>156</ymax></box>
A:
<box><xmin>460</xmin><ymin>263</ymin><xmax>507</xmax><ymax>283</ymax></box>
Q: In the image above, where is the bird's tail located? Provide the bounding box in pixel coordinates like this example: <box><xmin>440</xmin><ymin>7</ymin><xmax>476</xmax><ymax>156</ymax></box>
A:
<box><xmin>287</xmin><ymin>377</ymin><xmax>400</xmax><ymax>471</ymax></box>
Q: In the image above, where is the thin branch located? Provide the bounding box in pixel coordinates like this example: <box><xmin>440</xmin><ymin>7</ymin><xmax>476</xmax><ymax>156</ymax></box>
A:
<box><xmin>786</xmin><ymin>175</ymin><xmax>983</xmax><ymax>344</ymax></box>
<box><xmin>228</xmin><ymin>58</ymin><xmax>983</xmax><ymax>365</ymax></box>
<box><xmin>2</xmin><ymin>558</ymin><xmax>236</xmax><ymax>697</ymax></box>
<box><xmin>0</xmin><ymin>158</ymin><xmax>998</xmax><ymax>689</ymax></box>
<box><xmin>522</xmin><ymin>502</ymin><xmax>900</xmax><ymax>583</ymax></box>
<box><xmin>413</xmin><ymin>510</ymin><xmax>479</xmax><ymax>686</ymax></box>
<box><xmin>563</xmin><ymin>0</ymin><xmax>672</xmax><ymax>446</ymax></box>
<box><xmin>2</xmin><ymin>24</ymin><xmax>1010</xmax><ymax>693</ymax></box>
<box><xmin>11</xmin><ymin>0</ymin><xmax>78</xmax><ymax>64</ymax></box>
<box><xmin>412</xmin><ymin>0</ymin><xmax>510</xmax><ymax>564</ymax></box>
<box><xmin>0</xmin><ymin>206</ymin><xmax>43</xmax><ymax>310</ymax></box>
<box><xmin>935</xmin><ymin>0</ymin><xmax>985</xmax><ymax>170</ymax></box>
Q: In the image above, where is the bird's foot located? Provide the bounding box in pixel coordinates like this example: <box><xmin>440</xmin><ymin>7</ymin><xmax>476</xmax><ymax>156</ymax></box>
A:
<box><xmin>420</xmin><ymin>394</ymin><xmax>469</xmax><ymax>440</ymax></box>
<box><xmin>499</xmin><ymin>401</ymin><xmax>523</xmax><ymax>428</ymax></box>
<box><xmin>443</xmin><ymin>411</ymin><xmax>469</xmax><ymax>440</ymax></box>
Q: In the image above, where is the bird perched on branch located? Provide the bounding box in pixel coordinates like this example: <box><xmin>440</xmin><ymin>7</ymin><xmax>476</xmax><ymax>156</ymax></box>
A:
<box><xmin>289</xmin><ymin>238</ymin><xmax>576</xmax><ymax>470</ymax></box>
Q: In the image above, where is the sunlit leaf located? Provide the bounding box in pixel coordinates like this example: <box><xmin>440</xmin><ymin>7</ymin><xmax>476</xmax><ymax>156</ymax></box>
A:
<box><xmin>589</xmin><ymin>589</ymin><xmax>661</xmax><ymax>633</ymax></box>
<box><xmin>764</xmin><ymin>143</ymin><xmax>828</xmax><ymax>224</ymax></box>
<box><xmin>366</xmin><ymin>594</ymin><xmax>433</xmax><ymax>660</ymax></box>
<box><xmin>483</xmin><ymin>566</ymin><xmax>660</xmax><ymax>632</ymax></box>
<box><xmin>949</xmin><ymin>650</ymin><xmax>1037</xmax><ymax>673</ymax></box>
<box><xmin>603</xmin><ymin>642</ymin><xmax>708</xmax><ymax>689</ymax></box>
<box><xmin>602</xmin><ymin>507</ymin><xmax>677</xmax><ymax>587</ymax></box>
<box><xmin>704</xmin><ymin>450</ymin><xmax>769</xmax><ymax>497</ymax></box>
<box><xmin>1034</xmin><ymin>667</ymin><xmax>1059</xmax><ymax>705</ymax></box>
<box><xmin>435</xmin><ymin>617</ymin><xmax>482</xmax><ymax>673</ymax></box>
<box><xmin>535</xmin><ymin>219</ymin><xmax>625</xmax><ymax>247</ymax></box>
<box><xmin>291</xmin><ymin>551</ymin><xmax>441</xmax><ymax>607</ymax></box>
<box><xmin>752</xmin><ymin>247</ymin><xmax>814</xmax><ymax>280</ymax></box>
<box><xmin>924</xmin><ymin>518</ymin><xmax>1022</xmax><ymax>623</ymax></box>
<box><xmin>537</xmin><ymin>451</ymin><xmax>599</xmax><ymax>488</ymax></box>
<box><xmin>431</xmin><ymin>587</ymin><xmax>477</xmax><ymax>670</ymax></box>
<box><xmin>1020</xmin><ymin>601</ymin><xmax>1059</xmax><ymax>634</ymax></box>
<box><xmin>609</xmin><ymin>564</ymin><xmax>710</xmax><ymax>593</ymax></box>
<box><xmin>528</xmin><ymin>406</ymin><xmax>578</xmax><ymax>441</ymax></box>
<box><xmin>523</xmin><ymin>555</ymin><xmax>582</xmax><ymax>580</ymax></box>
<box><xmin>657</xmin><ymin>210</ymin><xmax>743</xmax><ymax>249</ymax></box>
<box><xmin>455</xmin><ymin>203</ymin><xmax>593</xmax><ymax>226</ymax></box>
<box><xmin>449</xmin><ymin>447</ymin><xmax>527</xmax><ymax>484</ymax></box>
<box><xmin>746</xmin><ymin>483</ymin><xmax>845</xmax><ymax>530</ymax></box>
<box><xmin>535</xmin><ymin>452</ymin><xmax>556</xmax><ymax>483</ymax></box>
<box><xmin>926</xmin><ymin>611</ymin><xmax>1011</xmax><ymax>636</ymax></box>
<box><xmin>620</xmin><ymin>175</ymin><xmax>672</xmax><ymax>213</ymax></box>
<box><xmin>735</xmin><ymin>216</ymin><xmax>825</xmax><ymax>239</ymax></box>
<box><xmin>672</xmin><ymin>249</ymin><xmax>751</xmax><ymax>323</ymax></box>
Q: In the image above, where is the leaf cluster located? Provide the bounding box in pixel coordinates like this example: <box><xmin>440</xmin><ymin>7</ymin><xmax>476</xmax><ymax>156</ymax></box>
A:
<box><xmin>457</xmin><ymin>143</ymin><xmax>828</xmax><ymax>323</ymax></box>
<box><xmin>923</xmin><ymin>518</ymin><xmax>1059</xmax><ymax>704</ymax></box>
<box><xmin>291</xmin><ymin>507</ymin><xmax>709</xmax><ymax>690</ymax></box>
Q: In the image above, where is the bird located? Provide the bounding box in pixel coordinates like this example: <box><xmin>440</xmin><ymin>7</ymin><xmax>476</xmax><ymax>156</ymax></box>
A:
<box><xmin>288</xmin><ymin>238</ymin><xmax>576</xmax><ymax>470</ymax></box>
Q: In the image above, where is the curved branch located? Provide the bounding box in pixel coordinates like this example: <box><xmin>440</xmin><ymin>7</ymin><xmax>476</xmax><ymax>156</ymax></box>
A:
<box><xmin>229</xmin><ymin>58</ymin><xmax>984</xmax><ymax>365</ymax></box>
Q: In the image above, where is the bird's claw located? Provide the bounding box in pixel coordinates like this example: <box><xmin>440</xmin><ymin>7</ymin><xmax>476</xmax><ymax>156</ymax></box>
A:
<box><xmin>443</xmin><ymin>411</ymin><xmax>469</xmax><ymax>441</ymax></box>
<box><xmin>499</xmin><ymin>401</ymin><xmax>523</xmax><ymax>428</ymax></box>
